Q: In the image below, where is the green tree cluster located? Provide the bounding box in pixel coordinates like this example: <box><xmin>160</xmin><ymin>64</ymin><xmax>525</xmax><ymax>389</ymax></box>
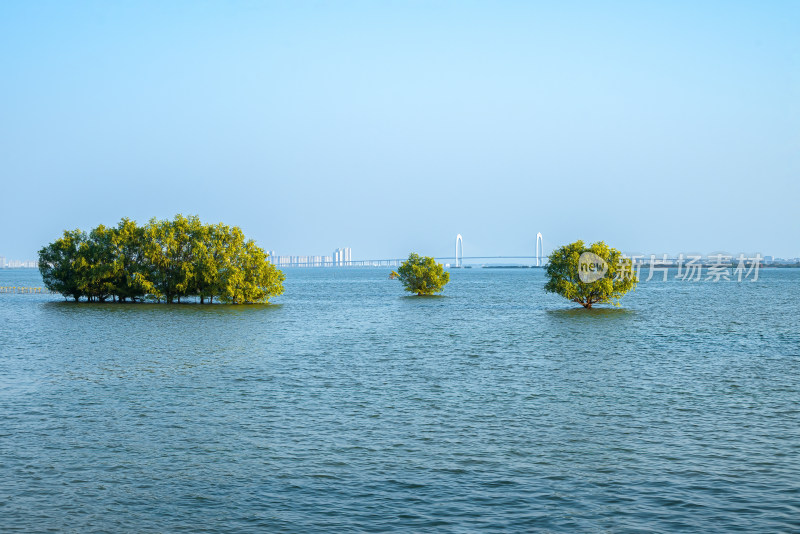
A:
<box><xmin>38</xmin><ymin>215</ymin><xmax>284</xmax><ymax>304</ymax></box>
<box><xmin>544</xmin><ymin>240</ymin><xmax>637</xmax><ymax>308</ymax></box>
<box><xmin>392</xmin><ymin>253</ymin><xmax>450</xmax><ymax>295</ymax></box>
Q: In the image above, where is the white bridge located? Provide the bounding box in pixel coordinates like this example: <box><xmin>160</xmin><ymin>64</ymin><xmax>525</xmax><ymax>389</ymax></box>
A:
<box><xmin>271</xmin><ymin>233</ymin><xmax>546</xmax><ymax>267</ymax></box>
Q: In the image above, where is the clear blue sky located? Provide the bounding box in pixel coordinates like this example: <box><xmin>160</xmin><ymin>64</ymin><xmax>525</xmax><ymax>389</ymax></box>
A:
<box><xmin>1</xmin><ymin>1</ymin><xmax>797</xmax><ymax>260</ymax></box>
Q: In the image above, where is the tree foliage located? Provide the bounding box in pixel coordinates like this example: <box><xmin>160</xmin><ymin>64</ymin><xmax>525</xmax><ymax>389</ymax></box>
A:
<box><xmin>38</xmin><ymin>215</ymin><xmax>284</xmax><ymax>304</ymax></box>
<box><xmin>38</xmin><ymin>229</ymin><xmax>85</xmax><ymax>301</ymax></box>
<box><xmin>544</xmin><ymin>240</ymin><xmax>637</xmax><ymax>308</ymax></box>
<box><xmin>392</xmin><ymin>253</ymin><xmax>450</xmax><ymax>295</ymax></box>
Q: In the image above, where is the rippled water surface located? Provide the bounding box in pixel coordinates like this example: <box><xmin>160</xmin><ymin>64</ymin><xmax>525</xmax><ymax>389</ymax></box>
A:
<box><xmin>1</xmin><ymin>268</ymin><xmax>799</xmax><ymax>532</ymax></box>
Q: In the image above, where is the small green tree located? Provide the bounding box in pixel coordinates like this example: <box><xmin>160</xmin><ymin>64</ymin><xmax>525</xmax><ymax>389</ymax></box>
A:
<box><xmin>111</xmin><ymin>218</ymin><xmax>154</xmax><ymax>302</ymax></box>
<box><xmin>544</xmin><ymin>240</ymin><xmax>637</xmax><ymax>308</ymax></box>
<box><xmin>38</xmin><ymin>229</ymin><xmax>86</xmax><ymax>301</ymax></box>
<box><xmin>392</xmin><ymin>253</ymin><xmax>450</xmax><ymax>295</ymax></box>
<box><xmin>143</xmin><ymin>214</ymin><xmax>198</xmax><ymax>303</ymax></box>
<box><xmin>218</xmin><ymin>238</ymin><xmax>285</xmax><ymax>304</ymax></box>
<box><xmin>80</xmin><ymin>225</ymin><xmax>117</xmax><ymax>302</ymax></box>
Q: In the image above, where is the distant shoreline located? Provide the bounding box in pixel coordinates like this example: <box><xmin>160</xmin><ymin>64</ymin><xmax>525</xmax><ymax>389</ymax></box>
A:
<box><xmin>2</xmin><ymin>264</ymin><xmax>800</xmax><ymax>270</ymax></box>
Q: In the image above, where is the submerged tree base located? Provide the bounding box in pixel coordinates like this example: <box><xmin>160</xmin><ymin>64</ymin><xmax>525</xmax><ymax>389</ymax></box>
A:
<box><xmin>59</xmin><ymin>298</ymin><xmax>277</xmax><ymax>305</ymax></box>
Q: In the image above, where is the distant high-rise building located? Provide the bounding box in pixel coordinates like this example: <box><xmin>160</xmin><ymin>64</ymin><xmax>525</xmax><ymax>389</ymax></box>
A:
<box><xmin>0</xmin><ymin>256</ymin><xmax>5</xmax><ymax>268</ymax></box>
<box><xmin>332</xmin><ymin>247</ymin><xmax>352</xmax><ymax>266</ymax></box>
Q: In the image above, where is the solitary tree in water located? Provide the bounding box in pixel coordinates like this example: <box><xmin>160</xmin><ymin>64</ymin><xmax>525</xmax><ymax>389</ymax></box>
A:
<box><xmin>392</xmin><ymin>253</ymin><xmax>450</xmax><ymax>295</ymax></box>
<box><xmin>544</xmin><ymin>240</ymin><xmax>637</xmax><ymax>308</ymax></box>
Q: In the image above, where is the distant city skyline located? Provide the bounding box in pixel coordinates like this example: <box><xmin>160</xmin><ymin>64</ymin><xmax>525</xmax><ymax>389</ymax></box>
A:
<box><xmin>0</xmin><ymin>257</ymin><xmax>39</xmax><ymax>268</ymax></box>
<box><xmin>1</xmin><ymin>2</ymin><xmax>797</xmax><ymax>259</ymax></box>
<box><xmin>3</xmin><ymin>243</ymin><xmax>800</xmax><ymax>270</ymax></box>
<box><xmin>268</xmin><ymin>247</ymin><xmax>352</xmax><ymax>267</ymax></box>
